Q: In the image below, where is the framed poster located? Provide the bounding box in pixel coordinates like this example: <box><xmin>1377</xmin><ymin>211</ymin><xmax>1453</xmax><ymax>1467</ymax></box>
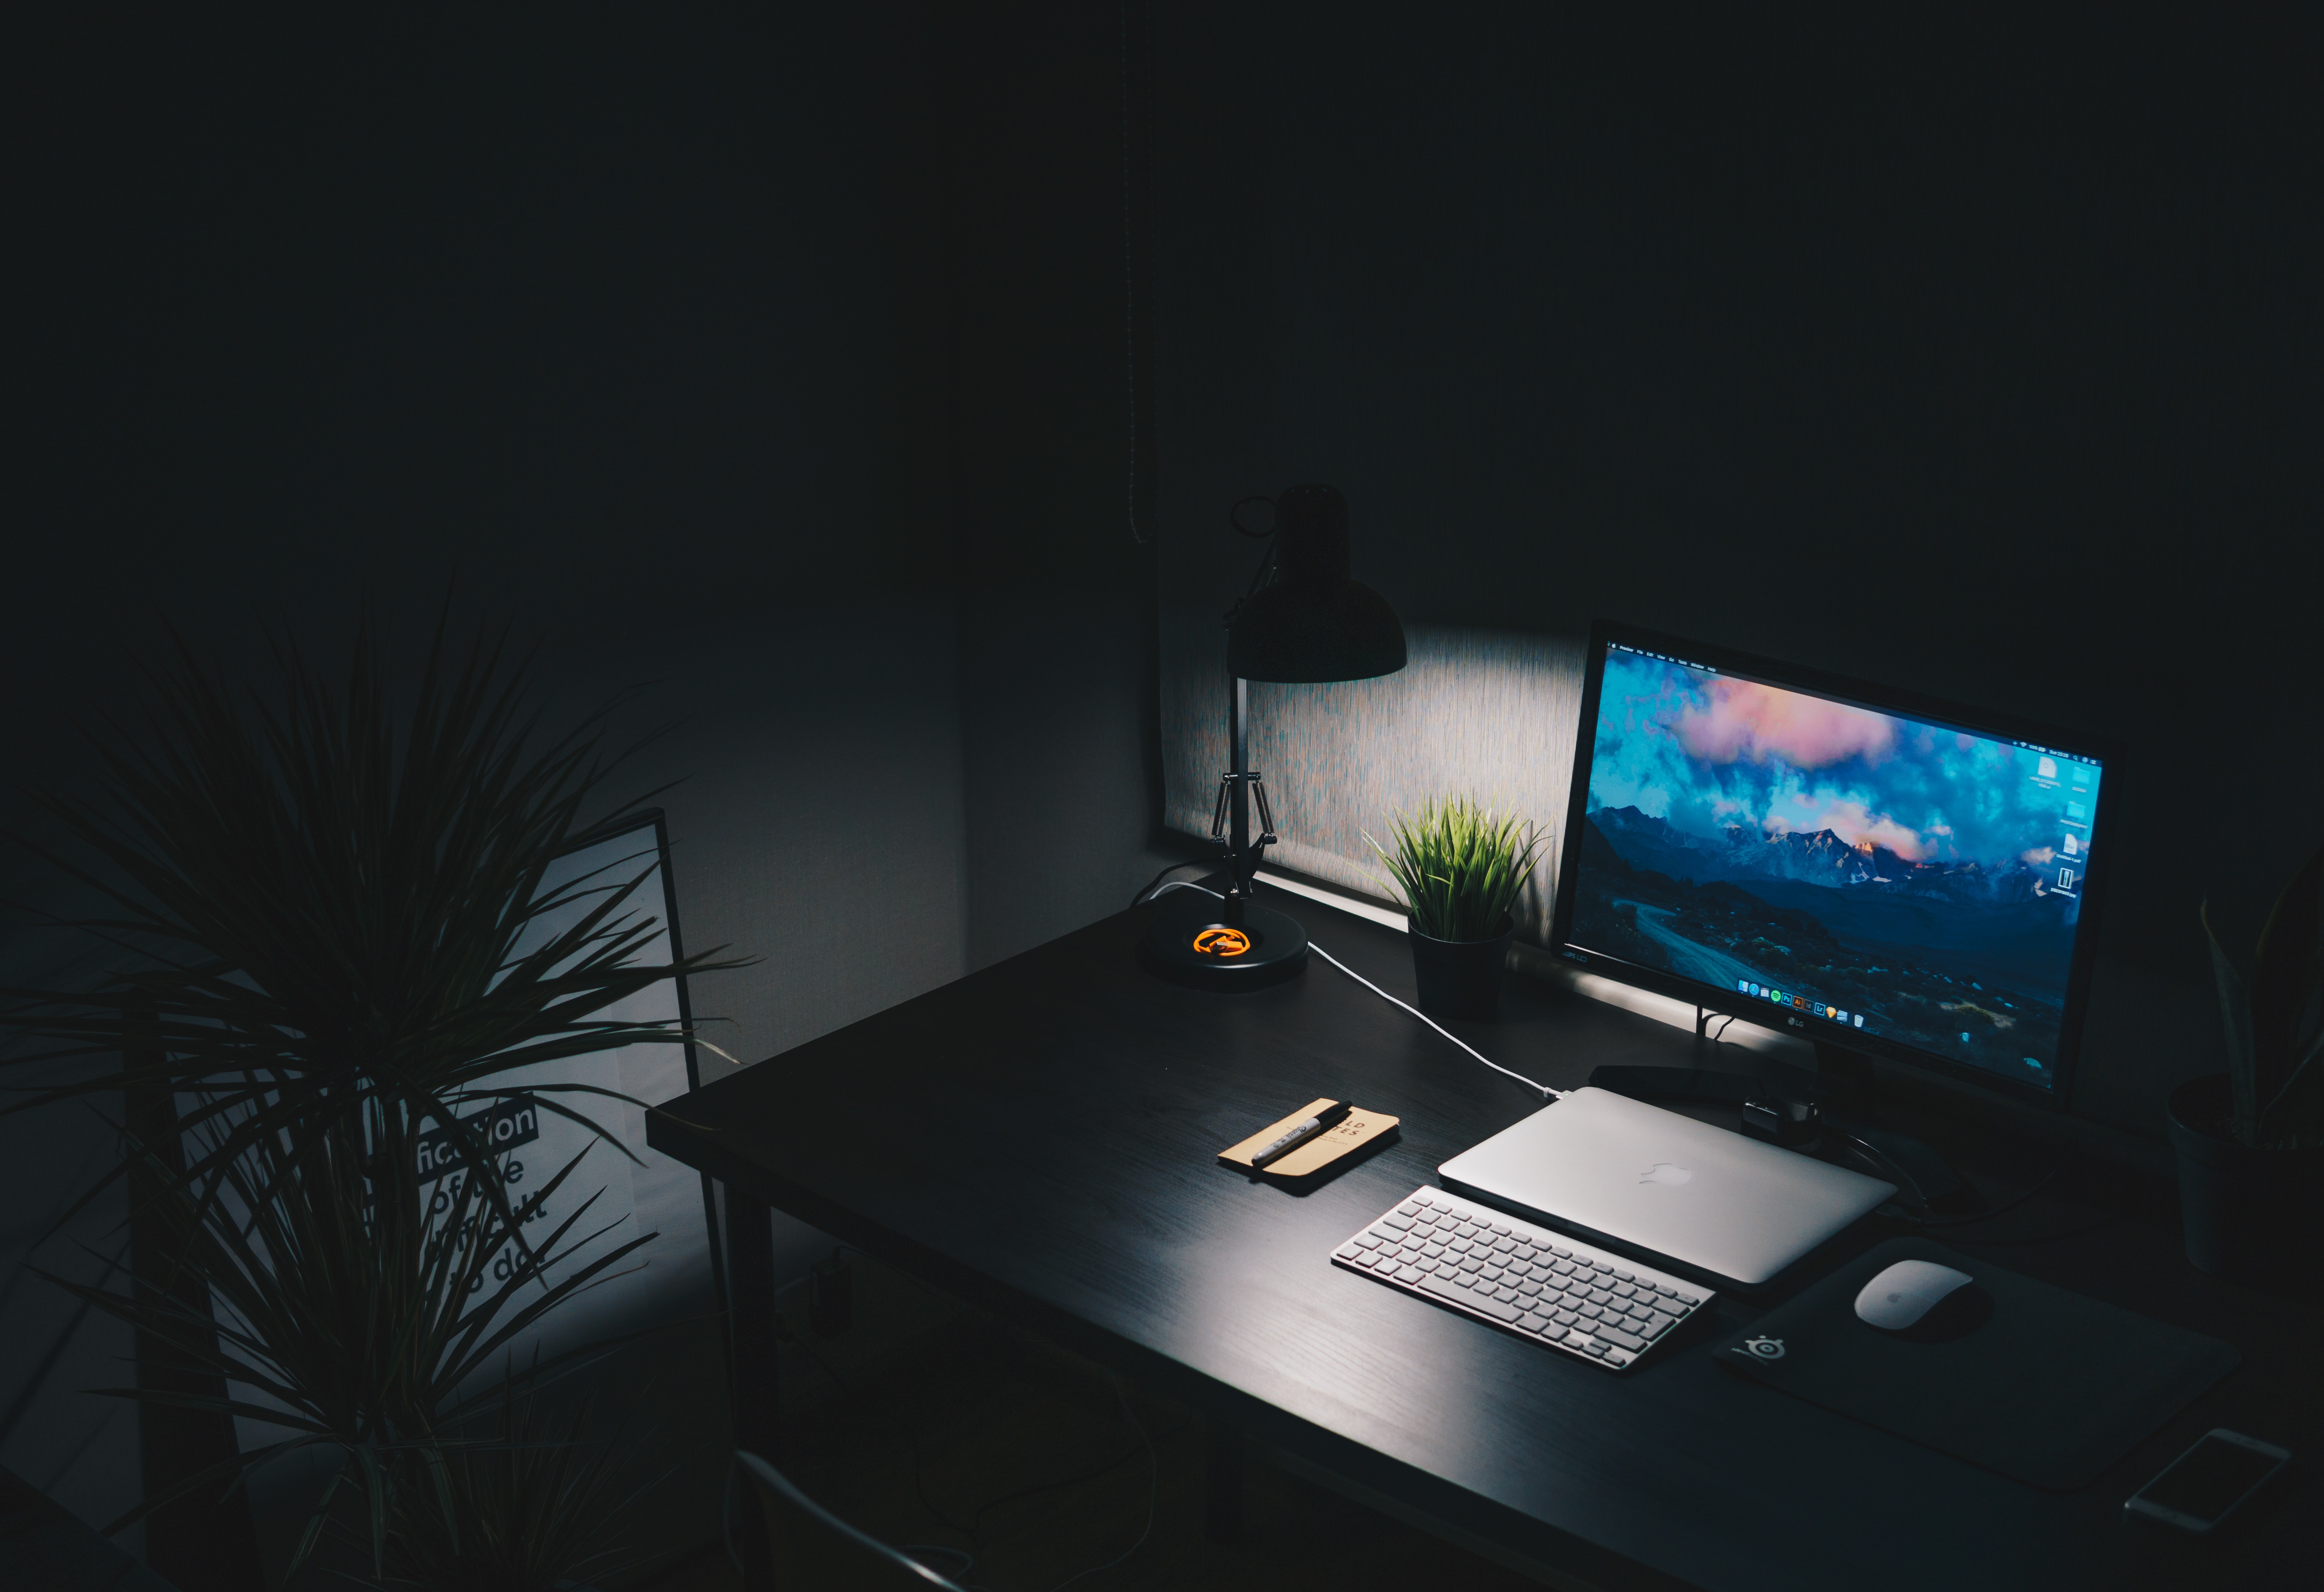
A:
<box><xmin>429</xmin><ymin>807</ymin><xmax>726</xmax><ymax>1378</ymax></box>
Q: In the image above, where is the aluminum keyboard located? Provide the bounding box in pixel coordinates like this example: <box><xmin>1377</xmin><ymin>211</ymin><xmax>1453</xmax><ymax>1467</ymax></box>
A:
<box><xmin>1333</xmin><ymin>1186</ymin><xmax>1716</xmax><ymax>1370</ymax></box>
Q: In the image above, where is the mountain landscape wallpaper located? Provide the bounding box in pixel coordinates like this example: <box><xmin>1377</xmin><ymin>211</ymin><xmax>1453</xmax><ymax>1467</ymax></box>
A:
<box><xmin>1568</xmin><ymin>647</ymin><xmax>2103</xmax><ymax>1087</ymax></box>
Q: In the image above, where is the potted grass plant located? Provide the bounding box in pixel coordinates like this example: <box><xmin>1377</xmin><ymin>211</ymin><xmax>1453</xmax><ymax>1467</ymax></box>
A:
<box><xmin>2169</xmin><ymin>841</ymin><xmax>2324</xmax><ymax>1281</ymax></box>
<box><xmin>1368</xmin><ymin>796</ymin><xmax>1548</xmax><ymax>1019</ymax></box>
<box><xmin>0</xmin><ymin>613</ymin><xmax>743</xmax><ymax>1585</ymax></box>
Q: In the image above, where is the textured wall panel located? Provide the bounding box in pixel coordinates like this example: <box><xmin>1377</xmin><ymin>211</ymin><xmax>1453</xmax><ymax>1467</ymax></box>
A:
<box><xmin>1162</xmin><ymin>606</ymin><xmax>1585</xmax><ymax>941</ymax></box>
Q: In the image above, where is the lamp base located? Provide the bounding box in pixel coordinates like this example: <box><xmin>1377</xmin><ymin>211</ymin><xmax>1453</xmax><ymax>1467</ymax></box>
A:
<box><xmin>1139</xmin><ymin>892</ymin><xmax>1308</xmax><ymax>990</ymax></box>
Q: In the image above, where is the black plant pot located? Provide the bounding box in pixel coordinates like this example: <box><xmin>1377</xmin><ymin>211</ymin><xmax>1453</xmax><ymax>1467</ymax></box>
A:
<box><xmin>1410</xmin><ymin>920</ymin><xmax>1514</xmax><ymax>1020</ymax></box>
<box><xmin>2165</xmin><ymin>1073</ymin><xmax>2324</xmax><ymax>1284</ymax></box>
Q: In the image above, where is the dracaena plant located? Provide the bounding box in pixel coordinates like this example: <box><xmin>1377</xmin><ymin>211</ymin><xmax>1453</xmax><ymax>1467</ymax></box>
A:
<box><xmin>2203</xmin><ymin>841</ymin><xmax>2324</xmax><ymax>1150</ymax></box>
<box><xmin>39</xmin><ymin>1099</ymin><xmax>658</xmax><ymax>1580</ymax></box>
<box><xmin>362</xmin><ymin>1365</ymin><xmax>670</xmax><ymax>1592</ymax></box>
<box><xmin>0</xmin><ymin>612</ymin><xmax>745</xmax><ymax>1235</ymax></box>
<box><xmin>0</xmin><ymin>611</ymin><xmax>745</xmax><ymax>1575</ymax></box>
<box><xmin>1367</xmin><ymin>795</ymin><xmax>1548</xmax><ymax>944</ymax></box>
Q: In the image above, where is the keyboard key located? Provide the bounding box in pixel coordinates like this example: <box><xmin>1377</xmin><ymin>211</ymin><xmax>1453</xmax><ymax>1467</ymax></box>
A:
<box><xmin>1520</xmin><ymin>1312</ymin><xmax>1553</xmax><ymax>1333</ymax></box>
<box><xmin>1356</xmin><ymin>1232</ymin><xmax>1383</xmax><ymax>1248</ymax></box>
<box><xmin>1551</xmin><ymin>1259</ymin><xmax>1576</xmax><ymax>1276</ymax></box>
<box><xmin>1395</xmin><ymin>1264</ymin><xmax>1423</xmax><ymax>1282</ymax></box>
<box><xmin>1448</xmin><ymin>1237</ymin><xmax>1475</xmax><ymax>1254</ymax></box>
<box><xmin>1551</xmin><ymin>1307</ymin><xmax>1578</xmax><ymax>1326</ymax></box>
<box><xmin>1578</xmin><ymin>1303</ymin><xmax>1603</xmax><ymax>1320</ymax></box>
<box><xmin>1518</xmin><ymin>1280</ymin><xmax>1543</xmax><ymax>1297</ymax></box>
<box><xmin>1549</xmin><ymin>1245</ymin><xmax>1574</xmax><ymax>1258</ymax></box>
<box><xmin>1489</xmin><ymin>1224</ymin><xmax>1512</xmax><ymax>1236</ymax></box>
<box><xmin>1397</xmin><ymin>1202</ymin><xmax>1423</xmax><ymax>1216</ymax></box>
<box><xmin>1642</xmin><ymin>1312</ymin><xmax>1677</xmax><ymax>1338</ymax></box>
<box><xmin>1382</xmin><ymin>1214</ymin><xmax>1414</xmax><ymax>1232</ymax></box>
<box><xmin>1420</xmin><ymin>1275</ymin><xmax>1510</xmax><ymax>1320</ymax></box>
<box><xmin>1413</xmin><ymin>1192</ymin><xmax>1436</xmax><ymax>1205</ymax></box>
<box><xmin>1611</xmin><ymin>1268</ymin><xmax>1635</xmax><ymax>1282</ymax></box>
<box><xmin>1334</xmin><ymin>1242</ymin><xmax>1363</xmax><ymax>1260</ymax></box>
<box><xmin>1610</xmin><ymin>1282</ymin><xmax>1636</xmax><ymax>1300</ymax></box>
<box><xmin>1458</xmin><ymin>1256</ymin><xmax>1483</xmax><ymax>1273</ymax></box>
<box><xmin>1593</xmin><ymin>1322</ymin><xmax>1647</xmax><ymax>1351</ymax></box>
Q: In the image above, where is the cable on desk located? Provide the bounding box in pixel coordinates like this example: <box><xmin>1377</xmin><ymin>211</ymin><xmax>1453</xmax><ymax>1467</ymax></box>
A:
<box><xmin>1130</xmin><ymin>861</ymin><xmax>1211</xmax><ymax>907</ymax></box>
<box><xmin>1307</xmin><ymin>940</ymin><xmax>1565</xmax><ymax>1103</ymax></box>
<box><xmin>1906</xmin><ymin>1169</ymin><xmax>2062</xmax><ymax>1228</ymax></box>
<box><xmin>1139</xmin><ymin>877</ymin><xmax>1563</xmax><ymax>1102</ymax></box>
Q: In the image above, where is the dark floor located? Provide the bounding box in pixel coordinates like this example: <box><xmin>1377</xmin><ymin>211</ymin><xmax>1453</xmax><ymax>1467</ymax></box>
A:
<box><xmin>637</xmin><ymin>1257</ymin><xmax>1546</xmax><ymax>1592</ymax></box>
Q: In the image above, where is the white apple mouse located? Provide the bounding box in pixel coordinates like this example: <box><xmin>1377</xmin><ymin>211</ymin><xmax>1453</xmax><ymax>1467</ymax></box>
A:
<box><xmin>1855</xmin><ymin>1259</ymin><xmax>1975</xmax><ymax>1330</ymax></box>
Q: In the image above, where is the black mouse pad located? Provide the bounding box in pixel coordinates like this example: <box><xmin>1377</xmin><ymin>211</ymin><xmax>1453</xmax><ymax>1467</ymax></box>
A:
<box><xmin>1711</xmin><ymin>1237</ymin><xmax>2239</xmax><ymax>1490</ymax></box>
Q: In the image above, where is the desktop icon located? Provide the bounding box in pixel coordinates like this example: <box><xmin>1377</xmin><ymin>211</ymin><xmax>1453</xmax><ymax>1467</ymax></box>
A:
<box><xmin>2062</xmin><ymin>834</ymin><xmax>2079</xmax><ymax>856</ymax></box>
<box><xmin>1853</xmin><ymin>1014</ymin><xmax>1863</xmax><ymax>1027</ymax></box>
<box><xmin>2066</xmin><ymin>800</ymin><xmax>2087</xmax><ymax>820</ymax></box>
<box><xmin>1962</xmin><ymin>1032</ymin><xmax>1973</xmax><ymax>1044</ymax></box>
<box><xmin>2036</xmin><ymin>756</ymin><xmax>2057</xmax><ymax>780</ymax></box>
<box><xmin>2059</xmin><ymin>868</ymin><xmax>2077</xmax><ymax>890</ymax></box>
<box><xmin>1738</xmin><ymin>979</ymin><xmax>1750</xmax><ymax>994</ymax></box>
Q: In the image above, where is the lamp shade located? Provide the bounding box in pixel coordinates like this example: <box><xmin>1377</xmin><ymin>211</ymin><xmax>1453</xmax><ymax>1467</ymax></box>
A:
<box><xmin>1225</xmin><ymin>484</ymin><xmax>1407</xmax><ymax>683</ymax></box>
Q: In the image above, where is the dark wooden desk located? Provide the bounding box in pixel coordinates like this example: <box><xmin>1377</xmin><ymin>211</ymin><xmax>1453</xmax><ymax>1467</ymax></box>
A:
<box><xmin>647</xmin><ymin>895</ymin><xmax>2321</xmax><ymax>1591</ymax></box>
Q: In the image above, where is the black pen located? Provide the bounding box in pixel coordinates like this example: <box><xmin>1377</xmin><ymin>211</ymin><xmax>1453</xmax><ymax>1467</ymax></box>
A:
<box><xmin>1251</xmin><ymin>1102</ymin><xmax>1354</xmax><ymax>1168</ymax></box>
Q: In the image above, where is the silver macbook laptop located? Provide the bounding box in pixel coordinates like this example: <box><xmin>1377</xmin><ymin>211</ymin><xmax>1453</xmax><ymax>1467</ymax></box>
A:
<box><xmin>1437</xmin><ymin>1087</ymin><xmax>1895</xmax><ymax>1289</ymax></box>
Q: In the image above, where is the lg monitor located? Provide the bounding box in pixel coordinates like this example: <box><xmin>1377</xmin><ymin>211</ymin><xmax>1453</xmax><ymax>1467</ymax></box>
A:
<box><xmin>1551</xmin><ymin>622</ymin><xmax>2117</xmax><ymax>1108</ymax></box>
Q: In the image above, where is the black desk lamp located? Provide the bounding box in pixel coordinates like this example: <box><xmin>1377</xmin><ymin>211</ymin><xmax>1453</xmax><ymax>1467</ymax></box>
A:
<box><xmin>1142</xmin><ymin>484</ymin><xmax>1406</xmax><ymax>988</ymax></box>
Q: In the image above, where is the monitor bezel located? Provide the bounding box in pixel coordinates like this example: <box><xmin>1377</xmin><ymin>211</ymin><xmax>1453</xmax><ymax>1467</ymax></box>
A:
<box><xmin>1549</xmin><ymin>620</ymin><xmax>2122</xmax><ymax>1111</ymax></box>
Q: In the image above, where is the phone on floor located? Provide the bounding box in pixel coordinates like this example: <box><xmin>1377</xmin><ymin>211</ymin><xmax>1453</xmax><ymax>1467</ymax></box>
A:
<box><xmin>2123</xmin><ymin>1429</ymin><xmax>2291</xmax><ymax>1534</ymax></box>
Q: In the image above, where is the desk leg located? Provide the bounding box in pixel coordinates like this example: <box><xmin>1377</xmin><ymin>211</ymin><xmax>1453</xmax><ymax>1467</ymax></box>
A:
<box><xmin>725</xmin><ymin>1189</ymin><xmax>780</xmax><ymax>1592</ymax></box>
<box><xmin>1203</xmin><ymin>1417</ymin><xmax>1243</xmax><ymax>1542</ymax></box>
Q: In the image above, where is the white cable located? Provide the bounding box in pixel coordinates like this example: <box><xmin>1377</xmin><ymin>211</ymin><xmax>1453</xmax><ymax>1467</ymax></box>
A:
<box><xmin>1143</xmin><ymin>878</ymin><xmax>1221</xmax><ymax>904</ymax></box>
<box><xmin>1306</xmin><ymin>940</ymin><xmax>1565</xmax><ymax>1102</ymax></box>
<box><xmin>1138</xmin><ymin>877</ymin><xmax>1561</xmax><ymax>1101</ymax></box>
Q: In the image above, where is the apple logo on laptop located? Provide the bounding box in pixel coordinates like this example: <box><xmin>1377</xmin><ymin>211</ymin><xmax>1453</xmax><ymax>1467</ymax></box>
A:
<box><xmin>1639</xmin><ymin>1162</ymin><xmax>1693</xmax><ymax>1186</ymax></box>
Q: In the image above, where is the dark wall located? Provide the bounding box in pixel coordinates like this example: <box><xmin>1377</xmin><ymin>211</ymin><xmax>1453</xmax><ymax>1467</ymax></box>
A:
<box><xmin>4</xmin><ymin>2</ymin><xmax>1168</xmax><ymax>1539</ymax></box>
<box><xmin>1151</xmin><ymin>5</ymin><xmax>2320</xmax><ymax>1131</ymax></box>
<box><xmin>14</xmin><ymin>9</ymin><xmax>951</xmax><ymax>651</ymax></box>
<box><xmin>935</xmin><ymin>3</ymin><xmax>1176</xmax><ymax>969</ymax></box>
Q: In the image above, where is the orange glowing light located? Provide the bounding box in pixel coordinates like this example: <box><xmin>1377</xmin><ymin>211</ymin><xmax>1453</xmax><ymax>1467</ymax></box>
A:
<box><xmin>1192</xmin><ymin>927</ymin><xmax>1251</xmax><ymax>958</ymax></box>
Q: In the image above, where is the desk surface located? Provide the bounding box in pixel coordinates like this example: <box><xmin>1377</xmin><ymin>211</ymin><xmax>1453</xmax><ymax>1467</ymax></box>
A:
<box><xmin>648</xmin><ymin>895</ymin><xmax>2321</xmax><ymax>1592</ymax></box>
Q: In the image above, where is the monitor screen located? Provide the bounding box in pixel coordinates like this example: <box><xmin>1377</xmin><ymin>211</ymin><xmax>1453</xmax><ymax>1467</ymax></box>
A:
<box><xmin>1553</xmin><ymin>624</ymin><xmax>2113</xmax><ymax>1104</ymax></box>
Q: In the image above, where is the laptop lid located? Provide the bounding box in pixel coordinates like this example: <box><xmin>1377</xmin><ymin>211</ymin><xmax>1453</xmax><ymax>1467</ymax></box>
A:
<box><xmin>1437</xmin><ymin>1087</ymin><xmax>1895</xmax><ymax>1288</ymax></box>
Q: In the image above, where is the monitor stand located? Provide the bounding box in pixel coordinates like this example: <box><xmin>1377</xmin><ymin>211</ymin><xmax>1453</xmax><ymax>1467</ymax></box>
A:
<box><xmin>1586</xmin><ymin>1020</ymin><xmax>1978</xmax><ymax>1215</ymax></box>
<box><xmin>1812</xmin><ymin>1040</ymin><xmax>1974</xmax><ymax>1214</ymax></box>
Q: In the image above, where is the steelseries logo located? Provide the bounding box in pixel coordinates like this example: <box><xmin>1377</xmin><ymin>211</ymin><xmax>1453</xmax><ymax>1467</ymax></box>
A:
<box><xmin>1736</xmin><ymin>1336</ymin><xmax>1786</xmax><ymax>1361</ymax></box>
